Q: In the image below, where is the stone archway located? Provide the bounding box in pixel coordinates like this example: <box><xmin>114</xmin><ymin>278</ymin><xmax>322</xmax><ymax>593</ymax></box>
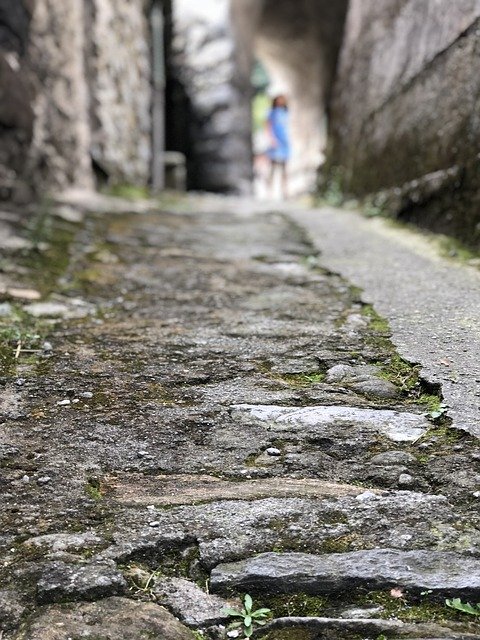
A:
<box><xmin>253</xmin><ymin>0</ymin><xmax>348</xmax><ymax>194</ymax></box>
<box><xmin>168</xmin><ymin>0</ymin><xmax>347</xmax><ymax>195</ymax></box>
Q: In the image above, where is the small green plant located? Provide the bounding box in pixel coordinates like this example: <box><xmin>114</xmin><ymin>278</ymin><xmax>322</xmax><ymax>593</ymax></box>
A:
<box><xmin>85</xmin><ymin>477</ymin><xmax>103</xmax><ymax>501</ymax></box>
<box><xmin>302</xmin><ymin>373</ymin><xmax>325</xmax><ymax>383</ymax></box>
<box><xmin>223</xmin><ymin>594</ymin><xmax>271</xmax><ymax>638</ymax></box>
<box><xmin>426</xmin><ymin>402</ymin><xmax>448</xmax><ymax>421</ymax></box>
<box><xmin>446</xmin><ymin>598</ymin><xmax>480</xmax><ymax>617</ymax></box>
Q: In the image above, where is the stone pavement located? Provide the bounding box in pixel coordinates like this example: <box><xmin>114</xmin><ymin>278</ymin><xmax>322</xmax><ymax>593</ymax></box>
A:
<box><xmin>0</xmin><ymin>194</ymin><xmax>479</xmax><ymax>639</ymax></box>
<box><xmin>289</xmin><ymin>206</ymin><xmax>480</xmax><ymax>438</ymax></box>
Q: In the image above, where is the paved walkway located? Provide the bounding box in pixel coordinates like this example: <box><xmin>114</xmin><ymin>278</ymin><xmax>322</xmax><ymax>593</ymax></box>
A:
<box><xmin>289</xmin><ymin>205</ymin><xmax>480</xmax><ymax>438</ymax></box>
<box><xmin>0</xmin><ymin>194</ymin><xmax>479</xmax><ymax>639</ymax></box>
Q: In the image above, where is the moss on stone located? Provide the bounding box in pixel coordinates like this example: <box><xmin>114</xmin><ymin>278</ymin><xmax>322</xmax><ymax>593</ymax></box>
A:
<box><xmin>317</xmin><ymin>533</ymin><xmax>361</xmax><ymax>554</ymax></box>
<box><xmin>361</xmin><ymin>304</ymin><xmax>390</xmax><ymax>334</ymax></box>
<box><xmin>85</xmin><ymin>477</ymin><xmax>103</xmax><ymax>501</ymax></box>
<box><xmin>259</xmin><ymin>593</ymin><xmax>328</xmax><ymax>618</ymax></box>
<box><xmin>258</xmin><ymin>629</ymin><xmax>313</xmax><ymax>640</ymax></box>
<box><xmin>362</xmin><ymin>590</ymin><xmax>465</xmax><ymax>623</ymax></box>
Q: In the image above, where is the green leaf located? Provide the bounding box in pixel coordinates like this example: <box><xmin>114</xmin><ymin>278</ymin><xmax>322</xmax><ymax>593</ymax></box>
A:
<box><xmin>222</xmin><ymin>607</ymin><xmax>243</xmax><ymax>617</ymax></box>
<box><xmin>252</xmin><ymin>608</ymin><xmax>271</xmax><ymax>617</ymax></box>
<box><xmin>244</xmin><ymin>594</ymin><xmax>253</xmax><ymax>613</ymax></box>
<box><xmin>229</xmin><ymin>621</ymin><xmax>242</xmax><ymax>629</ymax></box>
<box><xmin>244</xmin><ymin>615</ymin><xmax>252</xmax><ymax>627</ymax></box>
<box><xmin>446</xmin><ymin>598</ymin><xmax>480</xmax><ymax>616</ymax></box>
<box><xmin>244</xmin><ymin>626</ymin><xmax>253</xmax><ymax>638</ymax></box>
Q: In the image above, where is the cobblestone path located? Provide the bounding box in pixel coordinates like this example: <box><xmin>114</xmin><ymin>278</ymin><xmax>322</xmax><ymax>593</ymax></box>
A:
<box><xmin>1</xmin><ymin>195</ymin><xmax>479</xmax><ymax>639</ymax></box>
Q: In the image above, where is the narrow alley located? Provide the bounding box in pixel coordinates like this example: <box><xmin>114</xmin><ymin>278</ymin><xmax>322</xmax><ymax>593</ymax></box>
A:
<box><xmin>1</xmin><ymin>194</ymin><xmax>479</xmax><ymax>639</ymax></box>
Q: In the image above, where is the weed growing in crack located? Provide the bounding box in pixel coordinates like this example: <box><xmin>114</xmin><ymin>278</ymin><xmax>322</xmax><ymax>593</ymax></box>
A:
<box><xmin>85</xmin><ymin>477</ymin><xmax>103</xmax><ymax>501</ymax></box>
<box><xmin>128</xmin><ymin>567</ymin><xmax>163</xmax><ymax>600</ymax></box>
<box><xmin>425</xmin><ymin>401</ymin><xmax>449</xmax><ymax>421</ymax></box>
<box><xmin>223</xmin><ymin>594</ymin><xmax>271</xmax><ymax>638</ymax></box>
<box><xmin>446</xmin><ymin>598</ymin><xmax>480</xmax><ymax>617</ymax></box>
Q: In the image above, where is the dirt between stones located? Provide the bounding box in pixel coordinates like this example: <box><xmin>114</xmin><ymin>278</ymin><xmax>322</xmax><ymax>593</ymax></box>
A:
<box><xmin>0</xmin><ymin>195</ymin><xmax>479</xmax><ymax>639</ymax></box>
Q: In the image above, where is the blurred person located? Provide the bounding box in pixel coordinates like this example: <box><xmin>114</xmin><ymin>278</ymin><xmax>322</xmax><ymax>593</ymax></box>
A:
<box><xmin>266</xmin><ymin>94</ymin><xmax>291</xmax><ymax>199</ymax></box>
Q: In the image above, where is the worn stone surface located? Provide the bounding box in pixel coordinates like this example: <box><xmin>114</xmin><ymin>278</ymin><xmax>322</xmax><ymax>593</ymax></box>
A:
<box><xmin>258</xmin><ymin>617</ymin><xmax>480</xmax><ymax>640</ymax></box>
<box><xmin>24</xmin><ymin>531</ymin><xmax>105</xmax><ymax>553</ymax></box>
<box><xmin>326</xmin><ymin>363</ymin><xmax>399</xmax><ymax>399</ymax></box>
<box><xmin>84</xmin><ymin>0</ymin><xmax>151</xmax><ymax>185</ymax></box>
<box><xmin>13</xmin><ymin>597</ymin><xmax>196</xmax><ymax>640</ymax></box>
<box><xmin>36</xmin><ymin>560</ymin><xmax>127</xmax><ymax>604</ymax></box>
<box><xmin>100</xmin><ymin>490</ymin><xmax>480</xmax><ymax>571</ymax></box>
<box><xmin>329</xmin><ymin>0</ymin><xmax>480</xmax><ymax>246</ymax></box>
<box><xmin>153</xmin><ymin>577</ymin><xmax>230</xmax><ymax>628</ymax></box>
<box><xmin>23</xmin><ymin>299</ymin><xmax>95</xmax><ymax>319</ymax></box>
<box><xmin>104</xmin><ymin>474</ymin><xmax>374</xmax><ymax>507</ymax></box>
<box><xmin>289</xmin><ymin>206</ymin><xmax>480</xmax><ymax>439</ymax></box>
<box><xmin>0</xmin><ymin>194</ymin><xmax>479</xmax><ymax>638</ymax></box>
<box><xmin>0</xmin><ymin>590</ymin><xmax>26</xmax><ymax>631</ymax></box>
<box><xmin>232</xmin><ymin>404</ymin><xmax>429</xmax><ymax>442</ymax></box>
<box><xmin>210</xmin><ymin>549</ymin><xmax>480</xmax><ymax>597</ymax></box>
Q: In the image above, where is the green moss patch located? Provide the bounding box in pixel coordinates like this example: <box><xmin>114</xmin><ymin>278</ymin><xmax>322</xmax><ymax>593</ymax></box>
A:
<box><xmin>259</xmin><ymin>593</ymin><xmax>328</xmax><ymax>618</ymax></box>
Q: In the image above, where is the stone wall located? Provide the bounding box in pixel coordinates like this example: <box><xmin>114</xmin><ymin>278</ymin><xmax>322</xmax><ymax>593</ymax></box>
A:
<box><xmin>169</xmin><ymin>0</ymin><xmax>255</xmax><ymax>193</ymax></box>
<box><xmin>85</xmin><ymin>0</ymin><xmax>152</xmax><ymax>185</ymax></box>
<box><xmin>0</xmin><ymin>1</ymin><xmax>36</xmax><ymax>199</ymax></box>
<box><xmin>0</xmin><ymin>0</ymin><xmax>152</xmax><ymax>202</ymax></box>
<box><xmin>329</xmin><ymin>0</ymin><xmax>480</xmax><ymax>245</ymax></box>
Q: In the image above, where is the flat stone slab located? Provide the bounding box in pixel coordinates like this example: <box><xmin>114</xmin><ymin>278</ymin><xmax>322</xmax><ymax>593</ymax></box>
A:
<box><xmin>24</xmin><ymin>531</ymin><xmax>105</xmax><ymax>553</ymax></box>
<box><xmin>102</xmin><ymin>491</ymin><xmax>480</xmax><ymax>571</ymax></box>
<box><xmin>210</xmin><ymin>550</ymin><xmax>480</xmax><ymax>598</ymax></box>
<box><xmin>257</xmin><ymin>616</ymin><xmax>480</xmax><ymax>639</ymax></box>
<box><xmin>232</xmin><ymin>404</ymin><xmax>429</xmax><ymax>442</ymax></box>
<box><xmin>13</xmin><ymin>596</ymin><xmax>196</xmax><ymax>640</ymax></box>
<box><xmin>36</xmin><ymin>560</ymin><xmax>127</xmax><ymax>604</ymax></box>
<box><xmin>23</xmin><ymin>300</ymin><xmax>93</xmax><ymax>319</ymax></box>
<box><xmin>104</xmin><ymin>473</ymin><xmax>377</xmax><ymax>506</ymax></box>
<box><xmin>153</xmin><ymin>577</ymin><xmax>231</xmax><ymax>628</ymax></box>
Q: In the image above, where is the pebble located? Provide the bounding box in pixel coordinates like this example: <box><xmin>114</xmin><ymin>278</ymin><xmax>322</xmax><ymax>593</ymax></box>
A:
<box><xmin>137</xmin><ymin>450</ymin><xmax>149</xmax><ymax>458</ymax></box>
<box><xmin>15</xmin><ymin>378</ymin><xmax>26</xmax><ymax>386</ymax></box>
<box><xmin>0</xmin><ymin>302</ymin><xmax>13</xmax><ymax>316</ymax></box>
<box><xmin>149</xmin><ymin>521</ymin><xmax>160</xmax><ymax>528</ymax></box>
<box><xmin>81</xmin><ymin>392</ymin><xmax>94</xmax><ymax>399</ymax></box>
<box><xmin>265</xmin><ymin>447</ymin><xmax>282</xmax><ymax>456</ymax></box>
<box><xmin>473</xmin><ymin>491</ymin><xmax>480</xmax><ymax>498</ymax></box>
<box><xmin>398</xmin><ymin>473</ymin><xmax>414</xmax><ymax>486</ymax></box>
<box><xmin>57</xmin><ymin>399</ymin><xmax>71</xmax><ymax>406</ymax></box>
<box><xmin>42</xmin><ymin>341</ymin><xmax>53</xmax><ymax>352</ymax></box>
<box><xmin>72</xmin><ymin>399</ymin><xmax>80</xmax><ymax>404</ymax></box>
<box><xmin>22</xmin><ymin>475</ymin><xmax>30</xmax><ymax>483</ymax></box>
<box><xmin>355</xmin><ymin>491</ymin><xmax>377</xmax><ymax>502</ymax></box>
<box><xmin>37</xmin><ymin>476</ymin><xmax>52</xmax><ymax>485</ymax></box>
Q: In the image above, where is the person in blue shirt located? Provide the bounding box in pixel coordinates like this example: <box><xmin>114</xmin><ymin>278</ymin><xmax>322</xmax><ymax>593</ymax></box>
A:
<box><xmin>266</xmin><ymin>95</ymin><xmax>291</xmax><ymax>199</ymax></box>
